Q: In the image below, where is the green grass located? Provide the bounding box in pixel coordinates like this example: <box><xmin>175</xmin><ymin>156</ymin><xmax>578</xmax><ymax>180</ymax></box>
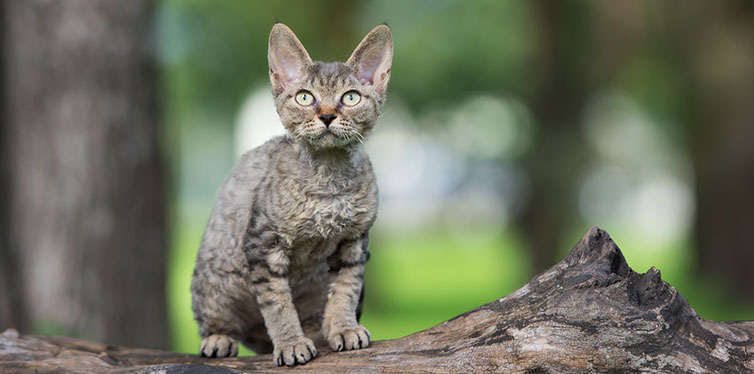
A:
<box><xmin>166</xmin><ymin>213</ymin><xmax>203</xmax><ymax>354</ymax></box>
<box><xmin>361</xmin><ymin>226</ymin><xmax>529</xmax><ymax>340</ymax></box>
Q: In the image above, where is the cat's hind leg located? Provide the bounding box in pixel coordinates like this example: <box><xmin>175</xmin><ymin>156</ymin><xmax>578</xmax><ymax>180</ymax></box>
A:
<box><xmin>191</xmin><ymin>260</ymin><xmax>250</xmax><ymax>358</ymax></box>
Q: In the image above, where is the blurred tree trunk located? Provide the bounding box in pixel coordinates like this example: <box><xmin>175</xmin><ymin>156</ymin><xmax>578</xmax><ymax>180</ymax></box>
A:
<box><xmin>519</xmin><ymin>2</ymin><xmax>643</xmax><ymax>274</ymax></box>
<box><xmin>0</xmin><ymin>0</ymin><xmax>7</xmax><ymax>328</ymax></box>
<box><xmin>2</xmin><ymin>0</ymin><xmax>167</xmax><ymax>348</ymax></box>
<box><xmin>0</xmin><ymin>0</ymin><xmax>27</xmax><ymax>334</ymax></box>
<box><xmin>518</xmin><ymin>1</ymin><xmax>593</xmax><ymax>272</ymax></box>
<box><xmin>677</xmin><ymin>2</ymin><xmax>754</xmax><ymax>299</ymax></box>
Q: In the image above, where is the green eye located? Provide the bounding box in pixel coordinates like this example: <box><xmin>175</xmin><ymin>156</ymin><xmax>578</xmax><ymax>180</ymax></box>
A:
<box><xmin>341</xmin><ymin>91</ymin><xmax>361</xmax><ymax>106</ymax></box>
<box><xmin>295</xmin><ymin>91</ymin><xmax>314</xmax><ymax>106</ymax></box>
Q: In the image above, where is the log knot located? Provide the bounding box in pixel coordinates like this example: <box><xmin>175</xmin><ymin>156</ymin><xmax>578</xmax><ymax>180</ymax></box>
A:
<box><xmin>626</xmin><ymin>266</ymin><xmax>670</xmax><ymax>308</ymax></box>
<box><xmin>564</xmin><ymin>226</ymin><xmax>630</xmax><ymax>278</ymax></box>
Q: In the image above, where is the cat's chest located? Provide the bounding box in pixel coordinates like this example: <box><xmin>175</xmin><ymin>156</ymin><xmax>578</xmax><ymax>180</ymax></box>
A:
<box><xmin>278</xmin><ymin>175</ymin><xmax>377</xmax><ymax>241</ymax></box>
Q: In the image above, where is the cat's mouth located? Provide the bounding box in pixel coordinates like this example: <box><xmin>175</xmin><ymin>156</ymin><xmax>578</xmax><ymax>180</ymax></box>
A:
<box><xmin>308</xmin><ymin>128</ymin><xmax>335</xmax><ymax>139</ymax></box>
<box><xmin>310</xmin><ymin>130</ymin><xmax>343</xmax><ymax>146</ymax></box>
<box><xmin>294</xmin><ymin>120</ymin><xmax>365</xmax><ymax>149</ymax></box>
<box><xmin>300</xmin><ymin>128</ymin><xmax>355</xmax><ymax>149</ymax></box>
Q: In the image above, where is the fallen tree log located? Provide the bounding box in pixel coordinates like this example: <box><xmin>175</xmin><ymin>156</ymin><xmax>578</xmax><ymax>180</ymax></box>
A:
<box><xmin>1</xmin><ymin>226</ymin><xmax>753</xmax><ymax>373</ymax></box>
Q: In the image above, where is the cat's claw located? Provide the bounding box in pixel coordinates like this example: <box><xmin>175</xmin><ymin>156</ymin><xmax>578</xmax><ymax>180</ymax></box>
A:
<box><xmin>199</xmin><ymin>334</ymin><xmax>238</xmax><ymax>358</ymax></box>
<box><xmin>327</xmin><ymin>325</ymin><xmax>371</xmax><ymax>351</ymax></box>
<box><xmin>273</xmin><ymin>336</ymin><xmax>317</xmax><ymax>366</ymax></box>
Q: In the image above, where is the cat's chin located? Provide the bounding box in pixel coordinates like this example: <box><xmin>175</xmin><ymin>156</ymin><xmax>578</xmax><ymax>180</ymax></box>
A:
<box><xmin>304</xmin><ymin>134</ymin><xmax>353</xmax><ymax>150</ymax></box>
<box><xmin>295</xmin><ymin>130</ymin><xmax>358</xmax><ymax>150</ymax></box>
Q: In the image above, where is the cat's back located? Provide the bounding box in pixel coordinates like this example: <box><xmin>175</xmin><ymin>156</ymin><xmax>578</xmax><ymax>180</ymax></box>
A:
<box><xmin>225</xmin><ymin>135</ymin><xmax>290</xmax><ymax>191</ymax></box>
<box><xmin>217</xmin><ymin>135</ymin><xmax>296</xmax><ymax>207</ymax></box>
<box><xmin>198</xmin><ymin>136</ymin><xmax>291</xmax><ymax>255</ymax></box>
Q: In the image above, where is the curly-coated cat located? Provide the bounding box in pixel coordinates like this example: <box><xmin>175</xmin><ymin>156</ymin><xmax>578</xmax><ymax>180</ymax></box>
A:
<box><xmin>191</xmin><ymin>23</ymin><xmax>392</xmax><ymax>366</ymax></box>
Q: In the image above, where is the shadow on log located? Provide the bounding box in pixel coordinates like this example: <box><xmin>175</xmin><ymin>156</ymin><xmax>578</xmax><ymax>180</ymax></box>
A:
<box><xmin>1</xmin><ymin>226</ymin><xmax>753</xmax><ymax>373</ymax></box>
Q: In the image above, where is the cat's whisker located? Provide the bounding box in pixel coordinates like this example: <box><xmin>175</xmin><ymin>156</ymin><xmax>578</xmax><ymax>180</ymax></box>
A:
<box><xmin>352</xmin><ymin>130</ymin><xmax>365</xmax><ymax>144</ymax></box>
<box><xmin>377</xmin><ymin>109</ymin><xmax>390</xmax><ymax>120</ymax></box>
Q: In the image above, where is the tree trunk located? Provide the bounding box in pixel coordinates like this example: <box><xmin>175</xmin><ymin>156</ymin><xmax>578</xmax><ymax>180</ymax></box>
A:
<box><xmin>2</xmin><ymin>0</ymin><xmax>167</xmax><ymax>348</ymax></box>
<box><xmin>518</xmin><ymin>1</ymin><xmax>593</xmax><ymax>272</ymax></box>
<box><xmin>519</xmin><ymin>2</ymin><xmax>645</xmax><ymax>274</ymax></box>
<box><xmin>2</xmin><ymin>227</ymin><xmax>752</xmax><ymax>373</ymax></box>
<box><xmin>0</xmin><ymin>0</ymin><xmax>15</xmax><ymax>331</ymax></box>
<box><xmin>679</xmin><ymin>1</ymin><xmax>754</xmax><ymax>299</ymax></box>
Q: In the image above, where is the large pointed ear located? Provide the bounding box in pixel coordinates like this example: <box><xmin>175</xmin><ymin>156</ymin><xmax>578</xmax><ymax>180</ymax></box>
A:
<box><xmin>268</xmin><ymin>23</ymin><xmax>312</xmax><ymax>93</ymax></box>
<box><xmin>346</xmin><ymin>25</ymin><xmax>393</xmax><ymax>95</ymax></box>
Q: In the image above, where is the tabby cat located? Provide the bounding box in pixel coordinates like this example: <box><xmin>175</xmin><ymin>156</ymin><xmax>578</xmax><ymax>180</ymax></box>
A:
<box><xmin>190</xmin><ymin>23</ymin><xmax>392</xmax><ymax>366</ymax></box>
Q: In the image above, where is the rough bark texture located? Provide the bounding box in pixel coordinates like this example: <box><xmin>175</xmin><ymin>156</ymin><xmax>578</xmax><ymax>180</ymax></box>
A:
<box><xmin>2</xmin><ymin>0</ymin><xmax>167</xmax><ymax>348</ymax></box>
<box><xmin>2</xmin><ymin>227</ymin><xmax>752</xmax><ymax>373</ymax></box>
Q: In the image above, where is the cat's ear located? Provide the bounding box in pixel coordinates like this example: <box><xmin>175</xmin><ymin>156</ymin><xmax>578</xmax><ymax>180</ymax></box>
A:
<box><xmin>268</xmin><ymin>23</ymin><xmax>312</xmax><ymax>93</ymax></box>
<box><xmin>347</xmin><ymin>25</ymin><xmax>393</xmax><ymax>95</ymax></box>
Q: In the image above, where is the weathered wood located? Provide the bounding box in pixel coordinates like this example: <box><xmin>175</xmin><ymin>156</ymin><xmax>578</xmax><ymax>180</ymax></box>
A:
<box><xmin>1</xmin><ymin>227</ymin><xmax>752</xmax><ymax>373</ymax></box>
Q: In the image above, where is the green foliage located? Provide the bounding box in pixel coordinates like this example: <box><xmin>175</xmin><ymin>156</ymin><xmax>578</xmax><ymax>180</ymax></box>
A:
<box><xmin>159</xmin><ymin>0</ymin><xmax>535</xmax><ymax>123</ymax></box>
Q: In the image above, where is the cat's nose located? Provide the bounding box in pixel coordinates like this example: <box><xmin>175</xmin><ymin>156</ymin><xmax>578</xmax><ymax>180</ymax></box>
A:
<box><xmin>319</xmin><ymin>113</ymin><xmax>337</xmax><ymax>127</ymax></box>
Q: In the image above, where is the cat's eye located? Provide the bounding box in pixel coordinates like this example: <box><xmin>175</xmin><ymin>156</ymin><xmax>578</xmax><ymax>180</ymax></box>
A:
<box><xmin>295</xmin><ymin>91</ymin><xmax>314</xmax><ymax>106</ymax></box>
<box><xmin>341</xmin><ymin>91</ymin><xmax>361</xmax><ymax>106</ymax></box>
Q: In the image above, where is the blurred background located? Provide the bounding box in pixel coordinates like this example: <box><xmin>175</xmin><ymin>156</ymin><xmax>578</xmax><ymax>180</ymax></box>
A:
<box><xmin>1</xmin><ymin>0</ymin><xmax>753</xmax><ymax>355</ymax></box>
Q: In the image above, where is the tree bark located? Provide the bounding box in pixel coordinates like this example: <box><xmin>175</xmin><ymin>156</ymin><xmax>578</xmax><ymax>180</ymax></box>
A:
<box><xmin>2</xmin><ymin>0</ymin><xmax>167</xmax><ymax>348</ymax></box>
<box><xmin>2</xmin><ymin>227</ymin><xmax>752</xmax><ymax>373</ymax></box>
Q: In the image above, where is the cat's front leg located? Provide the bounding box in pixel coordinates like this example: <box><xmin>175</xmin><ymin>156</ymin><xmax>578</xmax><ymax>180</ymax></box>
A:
<box><xmin>323</xmin><ymin>233</ymin><xmax>371</xmax><ymax>352</ymax></box>
<box><xmin>250</xmin><ymin>249</ymin><xmax>316</xmax><ymax>366</ymax></box>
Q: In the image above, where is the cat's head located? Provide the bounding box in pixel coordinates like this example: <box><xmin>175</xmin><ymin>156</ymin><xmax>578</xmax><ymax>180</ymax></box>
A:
<box><xmin>268</xmin><ymin>23</ymin><xmax>393</xmax><ymax>150</ymax></box>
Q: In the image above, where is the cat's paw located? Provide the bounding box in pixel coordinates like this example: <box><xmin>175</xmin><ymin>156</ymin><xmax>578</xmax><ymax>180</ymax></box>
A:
<box><xmin>327</xmin><ymin>324</ymin><xmax>370</xmax><ymax>351</ymax></box>
<box><xmin>199</xmin><ymin>334</ymin><xmax>238</xmax><ymax>358</ymax></box>
<box><xmin>273</xmin><ymin>336</ymin><xmax>317</xmax><ymax>366</ymax></box>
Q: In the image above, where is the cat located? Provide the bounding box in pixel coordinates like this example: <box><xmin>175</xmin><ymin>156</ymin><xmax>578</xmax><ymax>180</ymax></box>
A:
<box><xmin>190</xmin><ymin>23</ymin><xmax>392</xmax><ymax>367</ymax></box>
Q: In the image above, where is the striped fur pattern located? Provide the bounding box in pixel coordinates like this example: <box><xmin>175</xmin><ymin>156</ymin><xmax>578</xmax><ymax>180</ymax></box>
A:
<box><xmin>191</xmin><ymin>23</ymin><xmax>392</xmax><ymax>366</ymax></box>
